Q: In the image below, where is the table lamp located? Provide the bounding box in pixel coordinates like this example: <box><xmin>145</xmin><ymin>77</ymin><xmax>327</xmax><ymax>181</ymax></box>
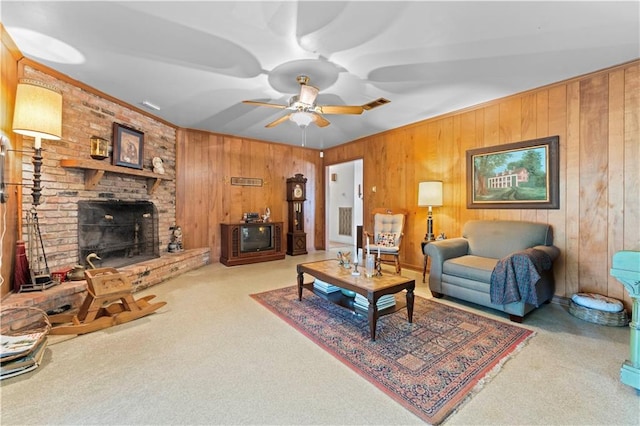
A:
<box><xmin>418</xmin><ymin>181</ymin><xmax>443</xmax><ymax>241</ymax></box>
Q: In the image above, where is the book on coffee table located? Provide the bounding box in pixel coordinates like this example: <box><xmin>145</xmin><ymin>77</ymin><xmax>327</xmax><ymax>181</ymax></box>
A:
<box><xmin>354</xmin><ymin>293</ymin><xmax>396</xmax><ymax>310</ymax></box>
<box><xmin>313</xmin><ymin>279</ymin><xmax>341</xmax><ymax>294</ymax></box>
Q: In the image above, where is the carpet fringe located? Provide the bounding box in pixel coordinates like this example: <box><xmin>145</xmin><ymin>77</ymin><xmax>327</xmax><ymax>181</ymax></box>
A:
<box><xmin>442</xmin><ymin>329</ymin><xmax>537</xmax><ymax>424</ymax></box>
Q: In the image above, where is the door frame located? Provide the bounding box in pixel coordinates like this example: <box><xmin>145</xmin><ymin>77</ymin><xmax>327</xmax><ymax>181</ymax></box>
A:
<box><xmin>324</xmin><ymin>159</ymin><xmax>363</xmax><ymax>249</ymax></box>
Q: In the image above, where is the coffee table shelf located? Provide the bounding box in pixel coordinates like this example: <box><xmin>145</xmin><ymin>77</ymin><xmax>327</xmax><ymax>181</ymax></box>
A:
<box><xmin>305</xmin><ymin>284</ymin><xmax>407</xmax><ymax>318</ymax></box>
<box><xmin>297</xmin><ymin>260</ymin><xmax>415</xmax><ymax>341</ymax></box>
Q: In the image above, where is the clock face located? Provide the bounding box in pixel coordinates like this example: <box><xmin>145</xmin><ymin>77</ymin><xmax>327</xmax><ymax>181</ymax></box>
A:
<box><xmin>293</xmin><ymin>185</ymin><xmax>303</xmax><ymax>199</ymax></box>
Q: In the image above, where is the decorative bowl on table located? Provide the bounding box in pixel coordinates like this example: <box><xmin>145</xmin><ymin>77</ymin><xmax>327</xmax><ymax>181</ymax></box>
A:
<box><xmin>341</xmin><ymin>288</ymin><xmax>356</xmax><ymax>297</ymax></box>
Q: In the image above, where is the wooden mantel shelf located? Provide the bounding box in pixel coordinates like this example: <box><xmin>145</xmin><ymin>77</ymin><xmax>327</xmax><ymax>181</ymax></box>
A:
<box><xmin>60</xmin><ymin>159</ymin><xmax>172</xmax><ymax>194</ymax></box>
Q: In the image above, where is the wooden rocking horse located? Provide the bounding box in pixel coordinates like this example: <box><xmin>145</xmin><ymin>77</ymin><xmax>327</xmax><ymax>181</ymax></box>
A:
<box><xmin>49</xmin><ymin>267</ymin><xmax>166</xmax><ymax>335</ymax></box>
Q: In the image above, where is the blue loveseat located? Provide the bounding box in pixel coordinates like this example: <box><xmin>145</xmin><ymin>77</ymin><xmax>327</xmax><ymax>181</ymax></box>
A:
<box><xmin>425</xmin><ymin>220</ymin><xmax>560</xmax><ymax>322</ymax></box>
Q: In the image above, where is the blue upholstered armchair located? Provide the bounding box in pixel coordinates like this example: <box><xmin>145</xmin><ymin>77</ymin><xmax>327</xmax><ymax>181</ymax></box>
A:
<box><xmin>425</xmin><ymin>220</ymin><xmax>560</xmax><ymax>322</ymax></box>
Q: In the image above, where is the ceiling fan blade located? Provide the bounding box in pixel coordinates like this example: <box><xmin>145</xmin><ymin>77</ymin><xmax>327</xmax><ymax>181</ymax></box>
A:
<box><xmin>265</xmin><ymin>113</ymin><xmax>293</xmax><ymax>128</ymax></box>
<box><xmin>319</xmin><ymin>98</ymin><xmax>391</xmax><ymax>115</ymax></box>
<box><xmin>319</xmin><ymin>105</ymin><xmax>364</xmax><ymax>115</ymax></box>
<box><xmin>242</xmin><ymin>100</ymin><xmax>287</xmax><ymax>109</ymax></box>
<box><xmin>312</xmin><ymin>113</ymin><xmax>330</xmax><ymax>127</ymax></box>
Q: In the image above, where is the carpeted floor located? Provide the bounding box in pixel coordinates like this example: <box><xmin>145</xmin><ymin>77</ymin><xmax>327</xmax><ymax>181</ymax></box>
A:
<box><xmin>1</xmin><ymin>253</ymin><xmax>637</xmax><ymax>425</ymax></box>
<box><xmin>252</xmin><ymin>285</ymin><xmax>534</xmax><ymax>424</ymax></box>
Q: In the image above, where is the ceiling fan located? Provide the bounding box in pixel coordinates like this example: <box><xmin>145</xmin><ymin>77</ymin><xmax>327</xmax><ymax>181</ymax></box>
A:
<box><xmin>243</xmin><ymin>75</ymin><xmax>390</xmax><ymax>128</ymax></box>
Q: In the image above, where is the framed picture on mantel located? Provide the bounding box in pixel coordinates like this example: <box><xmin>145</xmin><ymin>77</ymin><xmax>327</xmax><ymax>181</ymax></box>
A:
<box><xmin>112</xmin><ymin>123</ymin><xmax>144</xmax><ymax>170</ymax></box>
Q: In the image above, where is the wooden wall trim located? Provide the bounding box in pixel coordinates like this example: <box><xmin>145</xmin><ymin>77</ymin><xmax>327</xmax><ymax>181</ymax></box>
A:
<box><xmin>0</xmin><ymin>23</ymin><xmax>21</xmax><ymax>296</ymax></box>
<box><xmin>1</xmin><ymin>23</ymin><xmax>23</xmax><ymax>61</ymax></box>
<box><xmin>17</xmin><ymin>57</ymin><xmax>177</xmax><ymax>130</ymax></box>
<box><xmin>347</xmin><ymin>59</ymin><xmax>640</xmax><ymax>146</ymax></box>
<box><xmin>175</xmin><ymin>126</ymin><xmax>324</xmax><ymax>153</ymax></box>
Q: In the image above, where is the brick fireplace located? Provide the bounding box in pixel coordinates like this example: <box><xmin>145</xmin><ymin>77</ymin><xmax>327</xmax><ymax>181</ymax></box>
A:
<box><xmin>78</xmin><ymin>200</ymin><xmax>159</xmax><ymax>269</ymax></box>
<box><xmin>17</xmin><ymin>66</ymin><xmax>178</xmax><ymax>274</ymax></box>
<box><xmin>1</xmin><ymin>66</ymin><xmax>211</xmax><ymax>331</ymax></box>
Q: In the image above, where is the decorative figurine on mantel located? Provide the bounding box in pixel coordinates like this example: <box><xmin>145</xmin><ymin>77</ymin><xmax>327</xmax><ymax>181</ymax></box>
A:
<box><xmin>152</xmin><ymin>156</ymin><xmax>165</xmax><ymax>174</ymax></box>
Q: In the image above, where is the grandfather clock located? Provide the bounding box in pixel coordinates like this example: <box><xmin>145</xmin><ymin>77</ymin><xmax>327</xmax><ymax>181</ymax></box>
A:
<box><xmin>286</xmin><ymin>174</ymin><xmax>308</xmax><ymax>255</ymax></box>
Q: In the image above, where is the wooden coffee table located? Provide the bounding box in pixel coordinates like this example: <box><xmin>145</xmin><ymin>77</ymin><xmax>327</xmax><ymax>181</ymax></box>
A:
<box><xmin>297</xmin><ymin>259</ymin><xmax>415</xmax><ymax>341</ymax></box>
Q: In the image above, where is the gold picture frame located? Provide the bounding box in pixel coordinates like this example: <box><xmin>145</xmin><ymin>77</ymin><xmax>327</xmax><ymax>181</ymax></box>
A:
<box><xmin>466</xmin><ymin>136</ymin><xmax>559</xmax><ymax>209</ymax></box>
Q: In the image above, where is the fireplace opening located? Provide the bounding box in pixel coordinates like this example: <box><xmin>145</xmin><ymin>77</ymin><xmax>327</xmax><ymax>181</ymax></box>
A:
<box><xmin>78</xmin><ymin>200</ymin><xmax>159</xmax><ymax>269</ymax></box>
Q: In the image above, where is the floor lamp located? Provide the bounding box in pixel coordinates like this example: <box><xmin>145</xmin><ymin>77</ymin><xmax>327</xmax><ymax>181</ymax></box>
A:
<box><xmin>12</xmin><ymin>79</ymin><xmax>63</xmax><ymax>291</ymax></box>
<box><xmin>418</xmin><ymin>181</ymin><xmax>443</xmax><ymax>241</ymax></box>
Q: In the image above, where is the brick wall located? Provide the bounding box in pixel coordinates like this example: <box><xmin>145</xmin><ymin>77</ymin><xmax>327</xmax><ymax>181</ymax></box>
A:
<box><xmin>19</xmin><ymin>66</ymin><xmax>177</xmax><ymax>272</ymax></box>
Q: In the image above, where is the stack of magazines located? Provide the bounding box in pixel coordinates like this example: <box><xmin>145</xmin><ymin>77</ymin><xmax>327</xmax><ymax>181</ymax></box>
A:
<box><xmin>1</xmin><ymin>331</ymin><xmax>48</xmax><ymax>380</ymax></box>
<box><xmin>354</xmin><ymin>293</ymin><xmax>396</xmax><ymax>311</ymax></box>
<box><xmin>313</xmin><ymin>279</ymin><xmax>341</xmax><ymax>294</ymax></box>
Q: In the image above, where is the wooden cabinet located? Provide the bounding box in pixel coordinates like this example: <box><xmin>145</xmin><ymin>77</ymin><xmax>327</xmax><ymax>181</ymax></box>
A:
<box><xmin>220</xmin><ymin>222</ymin><xmax>285</xmax><ymax>266</ymax></box>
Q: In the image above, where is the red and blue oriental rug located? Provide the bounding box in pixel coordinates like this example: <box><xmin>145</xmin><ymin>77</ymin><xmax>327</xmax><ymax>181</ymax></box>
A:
<box><xmin>251</xmin><ymin>285</ymin><xmax>534</xmax><ymax>424</ymax></box>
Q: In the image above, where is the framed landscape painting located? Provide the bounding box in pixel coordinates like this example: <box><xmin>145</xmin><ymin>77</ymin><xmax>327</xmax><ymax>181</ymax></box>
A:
<box><xmin>466</xmin><ymin>136</ymin><xmax>559</xmax><ymax>209</ymax></box>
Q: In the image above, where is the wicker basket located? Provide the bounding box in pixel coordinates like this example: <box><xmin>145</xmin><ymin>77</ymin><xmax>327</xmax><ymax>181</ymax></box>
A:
<box><xmin>1</xmin><ymin>306</ymin><xmax>51</xmax><ymax>335</ymax></box>
<box><xmin>569</xmin><ymin>300</ymin><xmax>629</xmax><ymax>327</ymax></box>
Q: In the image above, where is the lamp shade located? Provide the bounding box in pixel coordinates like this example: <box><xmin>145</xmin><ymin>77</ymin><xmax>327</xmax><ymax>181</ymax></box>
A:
<box><xmin>418</xmin><ymin>181</ymin><xmax>443</xmax><ymax>207</ymax></box>
<box><xmin>12</xmin><ymin>79</ymin><xmax>63</xmax><ymax>143</ymax></box>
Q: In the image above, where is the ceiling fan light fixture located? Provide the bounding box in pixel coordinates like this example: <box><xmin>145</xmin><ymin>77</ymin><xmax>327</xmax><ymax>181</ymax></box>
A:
<box><xmin>299</xmin><ymin>84</ymin><xmax>319</xmax><ymax>105</ymax></box>
<box><xmin>245</xmin><ymin>75</ymin><xmax>384</xmax><ymax>130</ymax></box>
<box><xmin>290</xmin><ymin>111</ymin><xmax>314</xmax><ymax>128</ymax></box>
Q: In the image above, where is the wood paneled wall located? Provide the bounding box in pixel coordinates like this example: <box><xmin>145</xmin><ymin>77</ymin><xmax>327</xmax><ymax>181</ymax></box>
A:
<box><xmin>323</xmin><ymin>60</ymin><xmax>639</xmax><ymax>308</ymax></box>
<box><xmin>175</xmin><ymin>129</ymin><xmax>324</xmax><ymax>263</ymax></box>
<box><xmin>0</xmin><ymin>25</ymin><xmax>23</xmax><ymax>297</ymax></box>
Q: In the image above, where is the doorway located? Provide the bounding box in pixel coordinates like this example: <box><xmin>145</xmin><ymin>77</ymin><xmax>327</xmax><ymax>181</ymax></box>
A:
<box><xmin>325</xmin><ymin>159</ymin><xmax>363</xmax><ymax>250</ymax></box>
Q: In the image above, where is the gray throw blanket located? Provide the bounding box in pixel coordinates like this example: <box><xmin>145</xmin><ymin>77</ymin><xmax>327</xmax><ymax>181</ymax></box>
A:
<box><xmin>490</xmin><ymin>248</ymin><xmax>552</xmax><ymax>306</ymax></box>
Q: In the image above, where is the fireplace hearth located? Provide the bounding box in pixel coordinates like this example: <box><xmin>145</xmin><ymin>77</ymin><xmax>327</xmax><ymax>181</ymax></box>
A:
<box><xmin>78</xmin><ymin>200</ymin><xmax>159</xmax><ymax>269</ymax></box>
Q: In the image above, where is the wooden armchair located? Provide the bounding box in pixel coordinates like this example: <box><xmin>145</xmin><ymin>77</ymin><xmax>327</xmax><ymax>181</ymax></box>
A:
<box><xmin>362</xmin><ymin>208</ymin><xmax>408</xmax><ymax>274</ymax></box>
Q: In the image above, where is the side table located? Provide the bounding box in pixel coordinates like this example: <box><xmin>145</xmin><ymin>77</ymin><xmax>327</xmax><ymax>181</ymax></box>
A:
<box><xmin>421</xmin><ymin>240</ymin><xmax>432</xmax><ymax>283</ymax></box>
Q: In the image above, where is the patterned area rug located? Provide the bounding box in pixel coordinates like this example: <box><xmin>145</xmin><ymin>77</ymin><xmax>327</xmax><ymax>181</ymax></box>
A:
<box><xmin>251</xmin><ymin>286</ymin><xmax>534</xmax><ymax>424</ymax></box>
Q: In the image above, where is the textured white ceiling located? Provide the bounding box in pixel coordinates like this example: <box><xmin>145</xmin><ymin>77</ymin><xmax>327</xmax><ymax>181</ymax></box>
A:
<box><xmin>3</xmin><ymin>1</ymin><xmax>639</xmax><ymax>149</ymax></box>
